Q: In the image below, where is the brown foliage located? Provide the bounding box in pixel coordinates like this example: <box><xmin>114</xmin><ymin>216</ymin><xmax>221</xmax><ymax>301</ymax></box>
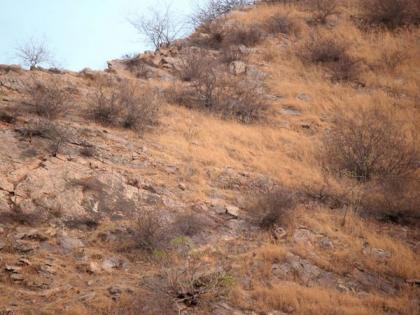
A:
<box><xmin>300</xmin><ymin>37</ymin><xmax>361</xmax><ymax>81</ymax></box>
<box><xmin>264</xmin><ymin>13</ymin><xmax>301</xmax><ymax>36</ymax></box>
<box><xmin>307</xmin><ymin>0</ymin><xmax>338</xmax><ymax>24</ymax></box>
<box><xmin>89</xmin><ymin>82</ymin><xmax>160</xmax><ymax>133</ymax></box>
<box><xmin>361</xmin><ymin>0</ymin><xmax>420</xmax><ymax>29</ymax></box>
<box><xmin>248</xmin><ymin>188</ymin><xmax>297</xmax><ymax>229</ymax></box>
<box><xmin>26</xmin><ymin>80</ymin><xmax>71</xmax><ymax>119</ymax></box>
<box><xmin>322</xmin><ymin>106</ymin><xmax>417</xmax><ymax>182</ymax></box>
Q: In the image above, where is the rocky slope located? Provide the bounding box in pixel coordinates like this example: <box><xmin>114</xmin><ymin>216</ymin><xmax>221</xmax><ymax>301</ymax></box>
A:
<box><xmin>0</xmin><ymin>2</ymin><xmax>419</xmax><ymax>314</ymax></box>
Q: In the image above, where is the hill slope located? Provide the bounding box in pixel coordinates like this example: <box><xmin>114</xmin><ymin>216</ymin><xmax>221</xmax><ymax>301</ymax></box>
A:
<box><xmin>0</xmin><ymin>1</ymin><xmax>419</xmax><ymax>314</ymax></box>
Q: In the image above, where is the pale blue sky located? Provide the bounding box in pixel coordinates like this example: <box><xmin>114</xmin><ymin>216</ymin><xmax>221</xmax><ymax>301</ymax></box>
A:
<box><xmin>0</xmin><ymin>0</ymin><xmax>194</xmax><ymax>70</ymax></box>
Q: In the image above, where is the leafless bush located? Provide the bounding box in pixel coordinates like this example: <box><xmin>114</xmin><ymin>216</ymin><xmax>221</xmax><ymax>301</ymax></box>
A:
<box><xmin>264</xmin><ymin>13</ymin><xmax>301</xmax><ymax>36</ymax></box>
<box><xmin>90</xmin><ymin>86</ymin><xmax>121</xmax><ymax>125</ymax></box>
<box><xmin>300</xmin><ymin>37</ymin><xmax>360</xmax><ymax>81</ymax></box>
<box><xmin>144</xmin><ymin>260</ymin><xmax>232</xmax><ymax>311</ymax></box>
<box><xmin>248</xmin><ymin>188</ymin><xmax>297</xmax><ymax>229</ymax></box>
<box><xmin>135</xmin><ymin>209</ymin><xmax>165</xmax><ymax>252</ymax></box>
<box><xmin>360</xmin><ymin>0</ymin><xmax>420</xmax><ymax>29</ymax></box>
<box><xmin>322</xmin><ymin>106</ymin><xmax>418</xmax><ymax>182</ymax></box>
<box><xmin>178</xmin><ymin>48</ymin><xmax>217</xmax><ymax>81</ymax></box>
<box><xmin>89</xmin><ymin>82</ymin><xmax>160</xmax><ymax>132</ymax></box>
<box><xmin>172</xmin><ymin>62</ymin><xmax>267</xmax><ymax>123</ymax></box>
<box><xmin>17</xmin><ymin>119</ymin><xmax>69</xmax><ymax>156</ymax></box>
<box><xmin>15</xmin><ymin>38</ymin><xmax>52</xmax><ymax>68</ymax></box>
<box><xmin>130</xmin><ymin>4</ymin><xmax>184</xmax><ymax>49</ymax></box>
<box><xmin>120</xmin><ymin>85</ymin><xmax>160</xmax><ymax>133</ymax></box>
<box><xmin>26</xmin><ymin>80</ymin><xmax>71</xmax><ymax>119</ymax></box>
<box><xmin>360</xmin><ymin>177</ymin><xmax>420</xmax><ymax>224</ymax></box>
<box><xmin>123</xmin><ymin>56</ymin><xmax>150</xmax><ymax>78</ymax></box>
<box><xmin>220</xmin><ymin>44</ymin><xmax>249</xmax><ymax>63</ymax></box>
<box><xmin>79</xmin><ymin>142</ymin><xmax>96</xmax><ymax>157</ymax></box>
<box><xmin>192</xmin><ymin>0</ymin><xmax>253</xmax><ymax>26</ymax></box>
<box><xmin>328</xmin><ymin>53</ymin><xmax>361</xmax><ymax>82</ymax></box>
<box><xmin>307</xmin><ymin>0</ymin><xmax>338</xmax><ymax>24</ymax></box>
<box><xmin>0</xmin><ymin>110</ymin><xmax>16</xmax><ymax>124</ymax></box>
<box><xmin>172</xmin><ymin>212</ymin><xmax>206</xmax><ymax>237</ymax></box>
<box><xmin>225</xmin><ymin>24</ymin><xmax>264</xmax><ymax>47</ymax></box>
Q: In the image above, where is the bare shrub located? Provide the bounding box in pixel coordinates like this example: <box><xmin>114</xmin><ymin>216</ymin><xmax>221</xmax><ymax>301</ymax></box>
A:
<box><xmin>15</xmin><ymin>38</ymin><xmax>52</xmax><ymax>68</ymax></box>
<box><xmin>0</xmin><ymin>110</ymin><xmax>16</xmax><ymax>124</ymax></box>
<box><xmin>328</xmin><ymin>53</ymin><xmax>361</xmax><ymax>82</ymax></box>
<box><xmin>360</xmin><ymin>177</ymin><xmax>420</xmax><ymax>224</ymax></box>
<box><xmin>144</xmin><ymin>259</ymin><xmax>232</xmax><ymax>310</ymax></box>
<box><xmin>123</xmin><ymin>56</ymin><xmax>150</xmax><ymax>78</ymax></box>
<box><xmin>90</xmin><ymin>86</ymin><xmax>121</xmax><ymax>125</ymax></box>
<box><xmin>177</xmin><ymin>48</ymin><xmax>217</xmax><ymax>82</ymax></box>
<box><xmin>306</xmin><ymin>0</ymin><xmax>338</xmax><ymax>24</ymax></box>
<box><xmin>119</xmin><ymin>85</ymin><xmax>160</xmax><ymax>133</ymax></box>
<box><xmin>130</xmin><ymin>4</ymin><xmax>184</xmax><ymax>49</ymax></box>
<box><xmin>215</xmin><ymin>75</ymin><xmax>268</xmax><ymax>123</ymax></box>
<box><xmin>220</xmin><ymin>44</ymin><xmax>249</xmax><ymax>63</ymax></box>
<box><xmin>192</xmin><ymin>0</ymin><xmax>253</xmax><ymax>26</ymax></box>
<box><xmin>322</xmin><ymin>106</ymin><xmax>418</xmax><ymax>182</ymax></box>
<box><xmin>360</xmin><ymin>0</ymin><xmax>420</xmax><ymax>29</ymax></box>
<box><xmin>225</xmin><ymin>24</ymin><xmax>264</xmax><ymax>47</ymax></box>
<box><xmin>171</xmin><ymin>68</ymin><xmax>267</xmax><ymax>123</ymax></box>
<box><xmin>135</xmin><ymin>209</ymin><xmax>165</xmax><ymax>252</ymax></box>
<box><xmin>79</xmin><ymin>142</ymin><xmax>96</xmax><ymax>157</ymax></box>
<box><xmin>264</xmin><ymin>13</ymin><xmax>301</xmax><ymax>36</ymax></box>
<box><xmin>26</xmin><ymin>80</ymin><xmax>70</xmax><ymax>119</ymax></box>
<box><xmin>17</xmin><ymin>119</ymin><xmax>69</xmax><ymax>156</ymax></box>
<box><xmin>299</xmin><ymin>37</ymin><xmax>360</xmax><ymax>81</ymax></box>
<box><xmin>172</xmin><ymin>212</ymin><xmax>205</xmax><ymax>237</ymax></box>
<box><xmin>248</xmin><ymin>188</ymin><xmax>297</xmax><ymax>229</ymax></box>
<box><xmin>301</xmin><ymin>37</ymin><xmax>346</xmax><ymax>63</ymax></box>
<box><xmin>89</xmin><ymin>82</ymin><xmax>160</xmax><ymax>132</ymax></box>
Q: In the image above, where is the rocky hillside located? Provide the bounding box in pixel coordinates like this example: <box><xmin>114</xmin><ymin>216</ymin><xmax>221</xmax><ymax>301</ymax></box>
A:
<box><xmin>0</xmin><ymin>1</ymin><xmax>419</xmax><ymax>314</ymax></box>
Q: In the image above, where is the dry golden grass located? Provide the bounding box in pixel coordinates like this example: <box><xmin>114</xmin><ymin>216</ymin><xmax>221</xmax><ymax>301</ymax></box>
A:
<box><xmin>232</xmin><ymin>281</ymin><xmax>419</xmax><ymax>315</ymax></box>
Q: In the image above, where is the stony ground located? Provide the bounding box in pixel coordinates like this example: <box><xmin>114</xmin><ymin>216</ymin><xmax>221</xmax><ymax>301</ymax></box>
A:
<box><xmin>0</xmin><ymin>2</ymin><xmax>419</xmax><ymax>314</ymax></box>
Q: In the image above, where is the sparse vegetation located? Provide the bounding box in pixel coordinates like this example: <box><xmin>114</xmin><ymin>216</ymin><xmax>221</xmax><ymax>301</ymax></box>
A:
<box><xmin>25</xmin><ymin>79</ymin><xmax>71</xmax><ymax>119</ymax></box>
<box><xmin>134</xmin><ymin>209</ymin><xmax>165</xmax><ymax>252</ymax></box>
<box><xmin>89</xmin><ymin>82</ymin><xmax>160</xmax><ymax>132</ymax></box>
<box><xmin>15</xmin><ymin>38</ymin><xmax>52</xmax><ymax>68</ymax></box>
<box><xmin>17</xmin><ymin>119</ymin><xmax>69</xmax><ymax>156</ymax></box>
<box><xmin>192</xmin><ymin>0</ymin><xmax>253</xmax><ymax>26</ymax></box>
<box><xmin>264</xmin><ymin>12</ymin><xmax>301</xmax><ymax>35</ymax></box>
<box><xmin>248</xmin><ymin>188</ymin><xmax>297</xmax><ymax>229</ymax></box>
<box><xmin>299</xmin><ymin>36</ymin><xmax>361</xmax><ymax>81</ymax></box>
<box><xmin>225</xmin><ymin>24</ymin><xmax>265</xmax><ymax>47</ymax></box>
<box><xmin>322</xmin><ymin>106</ymin><xmax>418</xmax><ymax>222</ymax></box>
<box><xmin>322</xmin><ymin>106</ymin><xmax>417</xmax><ymax>182</ymax></box>
<box><xmin>360</xmin><ymin>0</ymin><xmax>420</xmax><ymax>29</ymax></box>
<box><xmin>307</xmin><ymin>0</ymin><xmax>338</xmax><ymax>24</ymax></box>
<box><xmin>144</xmin><ymin>260</ymin><xmax>232</xmax><ymax>311</ymax></box>
<box><xmin>130</xmin><ymin>4</ymin><xmax>184</xmax><ymax>49</ymax></box>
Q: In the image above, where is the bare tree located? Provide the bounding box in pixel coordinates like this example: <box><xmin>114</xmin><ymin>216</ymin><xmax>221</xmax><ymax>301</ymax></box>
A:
<box><xmin>191</xmin><ymin>0</ymin><xmax>253</xmax><ymax>27</ymax></box>
<box><xmin>16</xmin><ymin>38</ymin><xmax>52</xmax><ymax>68</ymax></box>
<box><xmin>130</xmin><ymin>3</ymin><xmax>184</xmax><ymax>49</ymax></box>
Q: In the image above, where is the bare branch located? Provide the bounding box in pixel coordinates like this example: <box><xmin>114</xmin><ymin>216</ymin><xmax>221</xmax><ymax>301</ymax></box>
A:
<box><xmin>15</xmin><ymin>38</ymin><xmax>52</xmax><ymax>68</ymax></box>
<box><xmin>130</xmin><ymin>3</ymin><xmax>185</xmax><ymax>49</ymax></box>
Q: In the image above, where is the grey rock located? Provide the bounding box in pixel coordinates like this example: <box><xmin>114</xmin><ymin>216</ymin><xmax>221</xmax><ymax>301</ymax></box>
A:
<box><xmin>10</xmin><ymin>273</ymin><xmax>24</xmax><ymax>281</ymax></box>
<box><xmin>58</xmin><ymin>233</ymin><xmax>84</xmax><ymax>252</ymax></box>
<box><xmin>229</xmin><ymin>61</ymin><xmax>247</xmax><ymax>75</ymax></box>
<box><xmin>362</xmin><ymin>246</ymin><xmax>391</xmax><ymax>261</ymax></box>
<box><xmin>13</xmin><ymin>240</ymin><xmax>38</xmax><ymax>253</ymax></box>
<box><xmin>80</xmin><ymin>292</ymin><xmax>96</xmax><ymax>302</ymax></box>
<box><xmin>296</xmin><ymin>92</ymin><xmax>311</xmax><ymax>102</ymax></box>
<box><xmin>293</xmin><ymin>228</ymin><xmax>315</xmax><ymax>246</ymax></box>
<box><xmin>320</xmin><ymin>237</ymin><xmax>334</xmax><ymax>250</ymax></box>
<box><xmin>5</xmin><ymin>265</ymin><xmax>22</xmax><ymax>273</ymax></box>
